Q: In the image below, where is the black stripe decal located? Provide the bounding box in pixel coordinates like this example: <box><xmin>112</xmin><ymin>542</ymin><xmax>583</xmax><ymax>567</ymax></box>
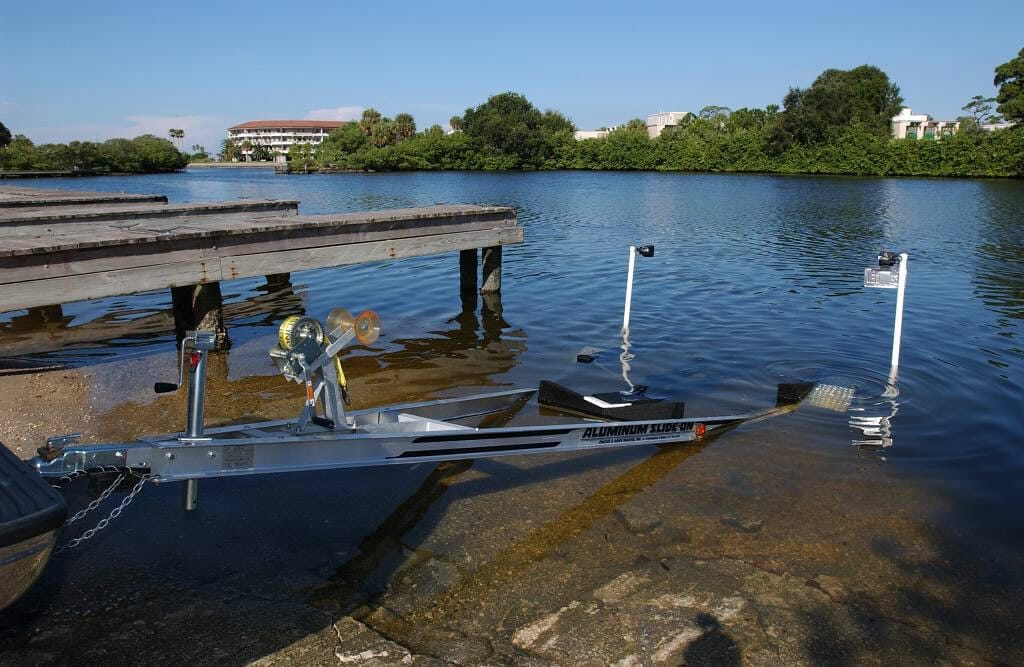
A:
<box><xmin>412</xmin><ymin>428</ymin><xmax>573</xmax><ymax>444</ymax></box>
<box><xmin>392</xmin><ymin>441</ymin><xmax>562</xmax><ymax>459</ymax></box>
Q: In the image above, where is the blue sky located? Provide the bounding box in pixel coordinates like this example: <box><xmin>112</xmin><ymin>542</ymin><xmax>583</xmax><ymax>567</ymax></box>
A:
<box><xmin>3</xmin><ymin>0</ymin><xmax>1021</xmax><ymax>152</ymax></box>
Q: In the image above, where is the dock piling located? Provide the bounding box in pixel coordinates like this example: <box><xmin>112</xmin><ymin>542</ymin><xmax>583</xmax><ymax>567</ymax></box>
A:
<box><xmin>171</xmin><ymin>283</ymin><xmax>229</xmax><ymax>350</ymax></box>
<box><xmin>481</xmin><ymin>246</ymin><xmax>502</xmax><ymax>293</ymax></box>
<box><xmin>460</xmin><ymin>249</ymin><xmax>478</xmax><ymax>295</ymax></box>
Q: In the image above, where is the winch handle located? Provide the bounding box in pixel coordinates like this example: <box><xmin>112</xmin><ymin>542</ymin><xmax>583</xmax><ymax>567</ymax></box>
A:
<box><xmin>153</xmin><ymin>334</ymin><xmax>194</xmax><ymax>393</ymax></box>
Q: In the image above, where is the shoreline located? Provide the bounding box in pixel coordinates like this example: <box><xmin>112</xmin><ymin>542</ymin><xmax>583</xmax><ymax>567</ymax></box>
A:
<box><xmin>186</xmin><ymin>161</ymin><xmax>276</xmax><ymax>169</ymax></box>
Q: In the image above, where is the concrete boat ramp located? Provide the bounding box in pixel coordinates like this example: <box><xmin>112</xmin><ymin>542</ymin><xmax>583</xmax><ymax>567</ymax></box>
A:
<box><xmin>0</xmin><ymin>185</ymin><xmax>521</xmax><ymax>348</ymax></box>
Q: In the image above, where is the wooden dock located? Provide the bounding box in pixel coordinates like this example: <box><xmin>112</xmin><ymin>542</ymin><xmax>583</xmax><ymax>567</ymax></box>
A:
<box><xmin>0</xmin><ymin>186</ymin><xmax>522</xmax><ymax>349</ymax></box>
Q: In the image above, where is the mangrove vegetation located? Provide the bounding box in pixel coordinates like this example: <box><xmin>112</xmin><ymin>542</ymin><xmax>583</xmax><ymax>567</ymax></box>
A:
<box><xmin>298</xmin><ymin>56</ymin><xmax>1024</xmax><ymax>178</ymax></box>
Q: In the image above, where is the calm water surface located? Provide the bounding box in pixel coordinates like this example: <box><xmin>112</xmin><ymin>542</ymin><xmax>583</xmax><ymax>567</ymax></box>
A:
<box><xmin>9</xmin><ymin>170</ymin><xmax>1021</xmax><ymax>499</ymax></box>
<box><xmin>2</xmin><ymin>168</ymin><xmax>1024</xmax><ymax>659</ymax></box>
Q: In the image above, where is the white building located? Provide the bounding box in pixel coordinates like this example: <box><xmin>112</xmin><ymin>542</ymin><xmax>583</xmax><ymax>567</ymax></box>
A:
<box><xmin>573</xmin><ymin>125</ymin><xmax>625</xmax><ymax>140</ymax></box>
<box><xmin>227</xmin><ymin>120</ymin><xmax>347</xmax><ymax>158</ymax></box>
<box><xmin>890</xmin><ymin>108</ymin><xmax>959</xmax><ymax>140</ymax></box>
<box><xmin>646</xmin><ymin>112</ymin><xmax>690</xmax><ymax>138</ymax></box>
<box><xmin>981</xmin><ymin>120</ymin><xmax>1016</xmax><ymax>132</ymax></box>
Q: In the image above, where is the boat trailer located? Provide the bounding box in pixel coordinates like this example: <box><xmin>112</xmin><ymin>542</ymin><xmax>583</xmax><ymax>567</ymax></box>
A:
<box><xmin>0</xmin><ymin>305</ymin><xmax>828</xmax><ymax>610</ymax></box>
<box><xmin>1</xmin><ymin>240</ymin><xmax>875</xmax><ymax>610</ymax></box>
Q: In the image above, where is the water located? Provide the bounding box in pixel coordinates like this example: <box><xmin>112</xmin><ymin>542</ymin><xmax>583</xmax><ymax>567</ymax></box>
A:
<box><xmin>2</xmin><ymin>169</ymin><xmax>1023</xmax><ymax>660</ymax></box>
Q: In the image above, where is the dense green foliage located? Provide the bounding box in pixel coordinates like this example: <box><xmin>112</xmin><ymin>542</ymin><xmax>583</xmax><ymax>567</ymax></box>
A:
<box><xmin>0</xmin><ymin>122</ymin><xmax>11</xmax><ymax>149</ymax></box>
<box><xmin>291</xmin><ymin>79</ymin><xmax>1021</xmax><ymax>178</ymax></box>
<box><xmin>0</xmin><ymin>134</ymin><xmax>189</xmax><ymax>173</ymax></box>
<box><xmin>766</xmin><ymin>65</ymin><xmax>903</xmax><ymax>154</ymax></box>
<box><xmin>994</xmin><ymin>47</ymin><xmax>1024</xmax><ymax>123</ymax></box>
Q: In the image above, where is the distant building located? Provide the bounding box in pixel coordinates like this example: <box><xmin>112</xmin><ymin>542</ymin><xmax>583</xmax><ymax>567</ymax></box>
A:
<box><xmin>227</xmin><ymin>120</ymin><xmax>347</xmax><ymax>158</ymax></box>
<box><xmin>574</xmin><ymin>130</ymin><xmax>610</xmax><ymax>140</ymax></box>
<box><xmin>647</xmin><ymin>112</ymin><xmax>690</xmax><ymax>138</ymax></box>
<box><xmin>980</xmin><ymin>120</ymin><xmax>1016</xmax><ymax>132</ymax></box>
<box><xmin>890</xmin><ymin>108</ymin><xmax>959</xmax><ymax>140</ymax></box>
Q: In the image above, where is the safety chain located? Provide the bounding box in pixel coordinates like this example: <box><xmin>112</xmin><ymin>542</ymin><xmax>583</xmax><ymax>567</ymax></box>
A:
<box><xmin>54</xmin><ymin>470</ymin><xmax>154</xmax><ymax>554</ymax></box>
<box><xmin>62</xmin><ymin>470</ymin><xmax>126</xmax><ymax>527</ymax></box>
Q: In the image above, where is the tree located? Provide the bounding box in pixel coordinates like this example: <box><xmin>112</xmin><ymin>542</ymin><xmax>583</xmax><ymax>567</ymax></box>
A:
<box><xmin>249</xmin><ymin>142</ymin><xmax>272</xmax><ymax>161</ymax></box>
<box><xmin>131</xmin><ymin>134</ymin><xmax>189</xmax><ymax>171</ymax></box>
<box><xmin>220</xmin><ymin>138</ymin><xmax>240</xmax><ymax>161</ymax></box>
<box><xmin>540</xmin><ymin>110</ymin><xmax>575</xmax><ymax>135</ymax></box>
<box><xmin>767</xmin><ymin>65</ymin><xmax>903</xmax><ymax>153</ymax></box>
<box><xmin>0</xmin><ymin>135</ymin><xmax>36</xmax><ymax>169</ymax></box>
<box><xmin>371</xmin><ymin>119</ymin><xmax>397</xmax><ymax>148</ymax></box>
<box><xmin>994</xmin><ymin>47</ymin><xmax>1024</xmax><ymax>124</ymax></box>
<box><xmin>394</xmin><ymin>113</ymin><xmax>417</xmax><ymax>141</ymax></box>
<box><xmin>167</xmin><ymin>128</ymin><xmax>185</xmax><ymax>150</ymax></box>
<box><xmin>190</xmin><ymin>144</ymin><xmax>209</xmax><ymax>161</ymax></box>
<box><xmin>321</xmin><ymin>123</ymin><xmax>368</xmax><ymax>155</ymax></box>
<box><xmin>0</xmin><ymin>122</ymin><xmax>11</xmax><ymax>149</ymax></box>
<box><xmin>962</xmin><ymin>95</ymin><xmax>1001</xmax><ymax>124</ymax></box>
<box><xmin>288</xmin><ymin>142</ymin><xmax>315</xmax><ymax>173</ymax></box>
<box><xmin>360</xmin><ymin>108</ymin><xmax>382</xmax><ymax>135</ymax></box>
<box><xmin>461</xmin><ymin>92</ymin><xmax>547</xmax><ymax>168</ymax></box>
<box><xmin>698</xmin><ymin>105</ymin><xmax>732</xmax><ymax>120</ymax></box>
<box><xmin>449</xmin><ymin>115</ymin><xmax>463</xmax><ymax>133</ymax></box>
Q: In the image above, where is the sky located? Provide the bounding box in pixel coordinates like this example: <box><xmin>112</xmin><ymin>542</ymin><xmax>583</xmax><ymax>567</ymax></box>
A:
<box><xmin>2</xmin><ymin>0</ymin><xmax>1021</xmax><ymax>153</ymax></box>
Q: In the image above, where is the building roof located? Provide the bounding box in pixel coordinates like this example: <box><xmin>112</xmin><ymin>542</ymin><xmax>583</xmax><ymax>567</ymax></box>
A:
<box><xmin>228</xmin><ymin>120</ymin><xmax>348</xmax><ymax>130</ymax></box>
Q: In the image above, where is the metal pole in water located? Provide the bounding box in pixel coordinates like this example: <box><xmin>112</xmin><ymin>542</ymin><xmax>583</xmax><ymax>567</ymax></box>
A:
<box><xmin>890</xmin><ymin>253</ymin><xmax>909</xmax><ymax>375</ymax></box>
<box><xmin>622</xmin><ymin>246</ymin><xmax>637</xmax><ymax>334</ymax></box>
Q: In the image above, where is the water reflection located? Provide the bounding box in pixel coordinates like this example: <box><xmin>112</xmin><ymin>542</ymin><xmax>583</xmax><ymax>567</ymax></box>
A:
<box><xmin>973</xmin><ymin>184</ymin><xmax>1024</xmax><ymax>322</ymax></box>
<box><xmin>0</xmin><ymin>277</ymin><xmax>307</xmax><ymax>359</ymax></box>
<box><xmin>92</xmin><ymin>291</ymin><xmax>527</xmax><ymax>441</ymax></box>
<box><xmin>849</xmin><ymin>378</ymin><xmax>900</xmax><ymax>451</ymax></box>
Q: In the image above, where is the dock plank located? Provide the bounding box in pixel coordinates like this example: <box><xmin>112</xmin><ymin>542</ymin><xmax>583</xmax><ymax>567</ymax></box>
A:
<box><xmin>0</xmin><ymin>186</ymin><xmax>522</xmax><ymax>313</ymax></box>
<box><xmin>0</xmin><ymin>227</ymin><xmax>520</xmax><ymax>311</ymax></box>
<box><xmin>0</xmin><ymin>185</ymin><xmax>167</xmax><ymax>208</ymax></box>
<box><xmin>0</xmin><ymin>199</ymin><xmax>298</xmax><ymax>225</ymax></box>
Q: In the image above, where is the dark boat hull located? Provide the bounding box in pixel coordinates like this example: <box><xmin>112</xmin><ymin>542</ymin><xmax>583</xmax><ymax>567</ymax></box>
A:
<box><xmin>0</xmin><ymin>441</ymin><xmax>66</xmax><ymax>610</ymax></box>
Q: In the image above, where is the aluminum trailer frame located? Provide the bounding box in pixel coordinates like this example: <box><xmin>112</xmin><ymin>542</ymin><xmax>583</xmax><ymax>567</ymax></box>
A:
<box><xmin>29</xmin><ymin>321</ymin><xmax>802</xmax><ymax>485</ymax></box>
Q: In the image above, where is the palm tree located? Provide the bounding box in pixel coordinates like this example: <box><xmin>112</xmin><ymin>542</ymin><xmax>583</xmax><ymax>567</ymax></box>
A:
<box><xmin>220</xmin><ymin>138</ymin><xmax>239</xmax><ymax>162</ymax></box>
<box><xmin>449</xmin><ymin>115</ymin><xmax>463</xmax><ymax>133</ymax></box>
<box><xmin>371</xmin><ymin>120</ymin><xmax>396</xmax><ymax>148</ymax></box>
<box><xmin>394</xmin><ymin>113</ymin><xmax>416</xmax><ymax>141</ymax></box>
<box><xmin>241</xmin><ymin>140</ymin><xmax>252</xmax><ymax>161</ymax></box>
<box><xmin>360</xmin><ymin>108</ymin><xmax>382</xmax><ymax>136</ymax></box>
<box><xmin>167</xmin><ymin>128</ymin><xmax>185</xmax><ymax>150</ymax></box>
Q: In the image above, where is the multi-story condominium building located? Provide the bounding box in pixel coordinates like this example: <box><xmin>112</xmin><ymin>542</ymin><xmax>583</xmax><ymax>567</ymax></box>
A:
<box><xmin>227</xmin><ymin>120</ymin><xmax>347</xmax><ymax>157</ymax></box>
<box><xmin>646</xmin><ymin>111</ymin><xmax>690</xmax><ymax>138</ymax></box>
<box><xmin>890</xmin><ymin>108</ymin><xmax>959</xmax><ymax>140</ymax></box>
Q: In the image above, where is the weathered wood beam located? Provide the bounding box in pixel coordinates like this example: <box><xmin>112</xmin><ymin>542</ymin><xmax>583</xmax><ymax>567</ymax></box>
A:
<box><xmin>0</xmin><ymin>186</ymin><xmax>167</xmax><ymax>208</ymax></box>
<box><xmin>0</xmin><ymin>227</ymin><xmax>523</xmax><ymax>312</ymax></box>
<box><xmin>0</xmin><ymin>199</ymin><xmax>298</xmax><ymax>225</ymax></box>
